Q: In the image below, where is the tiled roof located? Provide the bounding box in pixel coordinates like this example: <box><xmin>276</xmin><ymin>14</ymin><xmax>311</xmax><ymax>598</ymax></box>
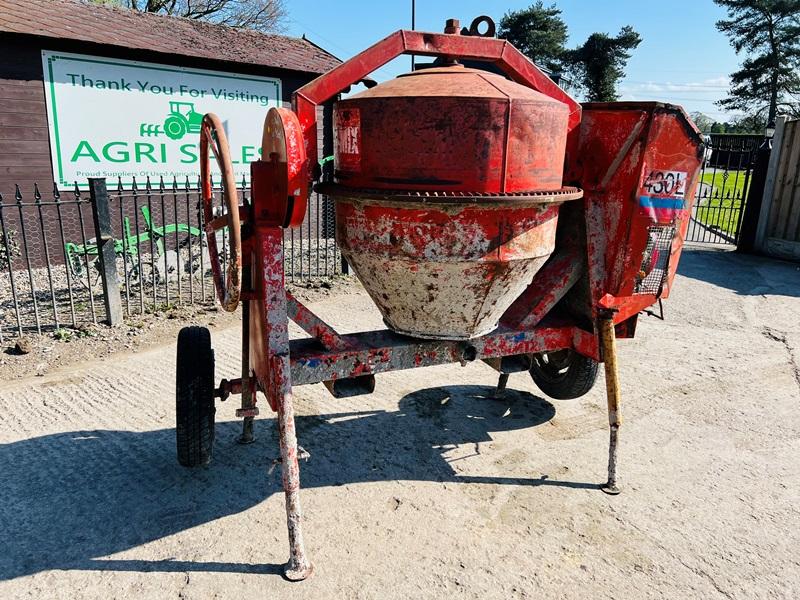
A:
<box><xmin>0</xmin><ymin>0</ymin><xmax>341</xmax><ymax>74</ymax></box>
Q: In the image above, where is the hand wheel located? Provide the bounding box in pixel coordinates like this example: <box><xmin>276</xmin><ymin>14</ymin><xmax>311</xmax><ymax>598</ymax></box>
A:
<box><xmin>200</xmin><ymin>113</ymin><xmax>242</xmax><ymax>312</ymax></box>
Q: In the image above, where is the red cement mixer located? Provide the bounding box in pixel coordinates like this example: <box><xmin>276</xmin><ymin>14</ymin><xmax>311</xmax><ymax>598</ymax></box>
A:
<box><xmin>174</xmin><ymin>16</ymin><xmax>703</xmax><ymax>580</ymax></box>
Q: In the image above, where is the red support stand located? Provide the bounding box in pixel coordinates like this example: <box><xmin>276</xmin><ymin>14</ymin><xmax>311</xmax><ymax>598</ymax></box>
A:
<box><xmin>257</xmin><ymin>225</ymin><xmax>313</xmax><ymax>580</ymax></box>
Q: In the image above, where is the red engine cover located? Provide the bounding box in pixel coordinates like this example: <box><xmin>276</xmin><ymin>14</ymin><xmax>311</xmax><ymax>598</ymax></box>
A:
<box><xmin>333</xmin><ymin>65</ymin><xmax>569</xmax><ymax>193</ymax></box>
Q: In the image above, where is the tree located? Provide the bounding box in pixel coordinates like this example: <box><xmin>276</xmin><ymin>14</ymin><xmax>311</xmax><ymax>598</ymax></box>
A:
<box><xmin>706</xmin><ymin>116</ymin><xmax>765</xmax><ymax>134</ymax></box>
<box><xmin>729</xmin><ymin>113</ymin><xmax>770</xmax><ymax>133</ymax></box>
<box><xmin>714</xmin><ymin>0</ymin><xmax>800</xmax><ymax>124</ymax></box>
<box><xmin>690</xmin><ymin>111</ymin><xmax>716</xmax><ymax>133</ymax></box>
<box><xmin>90</xmin><ymin>0</ymin><xmax>287</xmax><ymax>32</ymax></box>
<box><xmin>496</xmin><ymin>5</ymin><xmax>641</xmax><ymax>101</ymax></box>
<box><xmin>497</xmin><ymin>2</ymin><xmax>568</xmax><ymax>73</ymax></box>
<box><xmin>567</xmin><ymin>27</ymin><xmax>642</xmax><ymax>102</ymax></box>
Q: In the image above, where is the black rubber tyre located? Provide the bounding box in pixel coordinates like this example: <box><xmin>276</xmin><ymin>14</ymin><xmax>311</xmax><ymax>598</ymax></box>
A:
<box><xmin>176</xmin><ymin>326</ymin><xmax>215</xmax><ymax>467</ymax></box>
<box><xmin>529</xmin><ymin>349</ymin><xmax>599</xmax><ymax>400</ymax></box>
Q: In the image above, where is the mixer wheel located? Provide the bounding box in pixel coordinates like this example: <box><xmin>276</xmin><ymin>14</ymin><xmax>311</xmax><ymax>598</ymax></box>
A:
<box><xmin>529</xmin><ymin>349</ymin><xmax>598</xmax><ymax>400</ymax></box>
<box><xmin>176</xmin><ymin>326</ymin><xmax>216</xmax><ymax>467</ymax></box>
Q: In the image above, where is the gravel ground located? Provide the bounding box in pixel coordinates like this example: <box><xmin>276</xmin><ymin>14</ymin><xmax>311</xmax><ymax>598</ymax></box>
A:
<box><xmin>0</xmin><ymin>247</ymin><xmax>798</xmax><ymax>599</ymax></box>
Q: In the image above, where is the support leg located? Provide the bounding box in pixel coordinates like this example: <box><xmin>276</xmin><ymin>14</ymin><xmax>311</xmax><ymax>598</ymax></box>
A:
<box><xmin>239</xmin><ymin>416</ymin><xmax>255</xmax><ymax>444</ymax></box>
<box><xmin>494</xmin><ymin>372</ymin><xmax>510</xmax><ymax>398</ymax></box>
<box><xmin>259</xmin><ymin>225</ymin><xmax>313</xmax><ymax>580</ymax></box>
<box><xmin>275</xmin><ymin>367</ymin><xmax>313</xmax><ymax>580</ymax></box>
<box><xmin>598</xmin><ymin>312</ymin><xmax>622</xmax><ymax>495</ymax></box>
<box><xmin>238</xmin><ymin>271</ymin><xmax>256</xmax><ymax>444</ymax></box>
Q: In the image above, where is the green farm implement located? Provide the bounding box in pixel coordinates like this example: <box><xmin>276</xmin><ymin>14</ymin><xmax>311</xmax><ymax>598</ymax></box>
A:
<box><xmin>65</xmin><ymin>205</ymin><xmax>204</xmax><ymax>290</ymax></box>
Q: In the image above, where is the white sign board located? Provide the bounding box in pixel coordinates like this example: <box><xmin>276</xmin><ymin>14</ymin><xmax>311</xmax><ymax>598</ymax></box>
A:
<box><xmin>42</xmin><ymin>51</ymin><xmax>282</xmax><ymax>188</ymax></box>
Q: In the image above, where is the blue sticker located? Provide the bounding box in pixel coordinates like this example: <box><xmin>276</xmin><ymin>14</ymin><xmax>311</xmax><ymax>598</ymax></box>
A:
<box><xmin>638</xmin><ymin>196</ymin><xmax>685</xmax><ymax>210</ymax></box>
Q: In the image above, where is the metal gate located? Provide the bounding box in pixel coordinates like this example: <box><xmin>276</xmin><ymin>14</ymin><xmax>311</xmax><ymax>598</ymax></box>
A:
<box><xmin>686</xmin><ymin>134</ymin><xmax>764</xmax><ymax>246</ymax></box>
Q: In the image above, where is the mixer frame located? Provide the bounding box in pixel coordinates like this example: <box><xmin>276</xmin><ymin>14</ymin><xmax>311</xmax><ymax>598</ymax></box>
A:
<box><xmin>180</xmin><ymin>17</ymin><xmax>701</xmax><ymax>581</ymax></box>
<box><xmin>210</xmin><ymin>215</ymin><xmax>620</xmax><ymax>582</ymax></box>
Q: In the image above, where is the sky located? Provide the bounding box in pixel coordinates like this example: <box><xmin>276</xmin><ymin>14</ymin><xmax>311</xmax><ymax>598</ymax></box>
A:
<box><xmin>284</xmin><ymin>0</ymin><xmax>743</xmax><ymax>122</ymax></box>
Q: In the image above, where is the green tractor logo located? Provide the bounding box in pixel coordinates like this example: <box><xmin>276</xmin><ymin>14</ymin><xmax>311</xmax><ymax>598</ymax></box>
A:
<box><xmin>162</xmin><ymin>101</ymin><xmax>203</xmax><ymax>140</ymax></box>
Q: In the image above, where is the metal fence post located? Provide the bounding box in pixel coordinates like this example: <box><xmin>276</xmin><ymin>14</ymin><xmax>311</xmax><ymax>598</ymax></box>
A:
<box><xmin>736</xmin><ymin>136</ymin><xmax>772</xmax><ymax>253</ymax></box>
<box><xmin>88</xmin><ymin>178</ymin><xmax>123</xmax><ymax>326</ymax></box>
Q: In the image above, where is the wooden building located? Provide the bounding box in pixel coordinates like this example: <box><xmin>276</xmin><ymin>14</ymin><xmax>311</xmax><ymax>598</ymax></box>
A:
<box><xmin>0</xmin><ymin>0</ymin><xmax>341</xmax><ymax>197</ymax></box>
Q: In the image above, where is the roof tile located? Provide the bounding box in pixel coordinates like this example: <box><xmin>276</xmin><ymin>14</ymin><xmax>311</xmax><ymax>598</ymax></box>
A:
<box><xmin>0</xmin><ymin>0</ymin><xmax>341</xmax><ymax>75</ymax></box>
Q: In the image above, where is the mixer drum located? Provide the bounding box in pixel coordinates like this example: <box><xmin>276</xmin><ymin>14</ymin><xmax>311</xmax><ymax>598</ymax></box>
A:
<box><xmin>324</xmin><ymin>64</ymin><xmax>580</xmax><ymax>339</ymax></box>
<box><xmin>336</xmin><ymin>194</ymin><xmax>578</xmax><ymax>339</ymax></box>
<box><xmin>332</xmin><ymin>65</ymin><xmax>569</xmax><ymax>193</ymax></box>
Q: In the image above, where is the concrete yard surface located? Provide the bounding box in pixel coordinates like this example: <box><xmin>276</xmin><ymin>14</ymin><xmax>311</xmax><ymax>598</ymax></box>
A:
<box><xmin>1</xmin><ymin>247</ymin><xmax>799</xmax><ymax>599</ymax></box>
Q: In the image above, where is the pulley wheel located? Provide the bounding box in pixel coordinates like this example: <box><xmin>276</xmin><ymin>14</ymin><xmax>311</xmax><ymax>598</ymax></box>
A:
<box><xmin>200</xmin><ymin>113</ymin><xmax>242</xmax><ymax>312</ymax></box>
<box><xmin>261</xmin><ymin>107</ymin><xmax>308</xmax><ymax>228</ymax></box>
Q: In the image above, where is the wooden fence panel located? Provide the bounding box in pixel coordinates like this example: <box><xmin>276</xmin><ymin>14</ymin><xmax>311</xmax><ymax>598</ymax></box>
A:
<box><xmin>760</xmin><ymin>118</ymin><xmax>800</xmax><ymax>259</ymax></box>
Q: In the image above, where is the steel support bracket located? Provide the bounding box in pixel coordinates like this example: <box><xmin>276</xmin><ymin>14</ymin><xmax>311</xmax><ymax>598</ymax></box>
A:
<box><xmin>235</xmin><ymin>407</ymin><xmax>260</xmax><ymax>418</ymax></box>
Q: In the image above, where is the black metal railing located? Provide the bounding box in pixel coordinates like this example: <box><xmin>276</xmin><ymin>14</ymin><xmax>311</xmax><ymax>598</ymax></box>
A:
<box><xmin>0</xmin><ymin>183</ymin><xmax>96</xmax><ymax>339</ymax></box>
<box><xmin>686</xmin><ymin>134</ymin><xmax>765</xmax><ymax>245</ymax></box>
<box><xmin>0</xmin><ymin>178</ymin><xmax>342</xmax><ymax>340</ymax></box>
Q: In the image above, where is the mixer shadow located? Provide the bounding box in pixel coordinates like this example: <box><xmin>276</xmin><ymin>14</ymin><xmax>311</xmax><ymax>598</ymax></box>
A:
<box><xmin>1</xmin><ymin>385</ymin><xmax>595</xmax><ymax>580</ymax></box>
